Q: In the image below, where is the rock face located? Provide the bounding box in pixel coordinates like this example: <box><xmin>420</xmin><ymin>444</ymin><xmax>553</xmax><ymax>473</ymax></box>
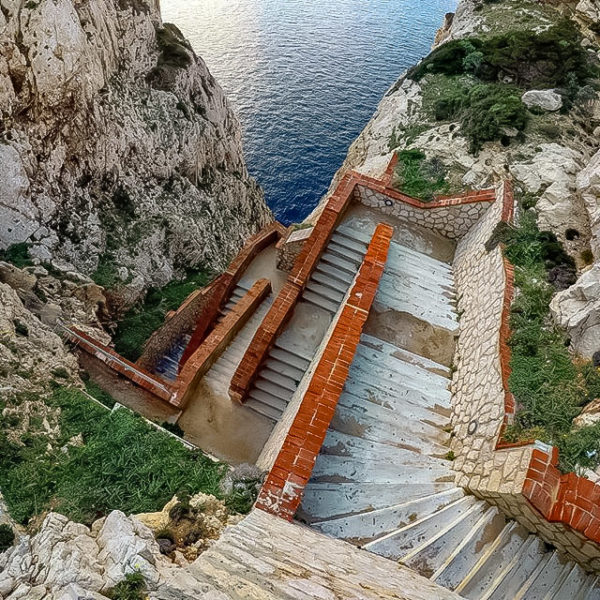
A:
<box><xmin>0</xmin><ymin>0</ymin><xmax>271</xmax><ymax>298</ymax></box>
<box><xmin>551</xmin><ymin>265</ymin><xmax>600</xmax><ymax>359</ymax></box>
<box><xmin>522</xmin><ymin>89</ymin><xmax>563</xmax><ymax>112</ymax></box>
<box><xmin>0</xmin><ymin>282</ymin><xmax>81</xmax><ymax>403</ymax></box>
<box><xmin>0</xmin><ymin>510</ymin><xmax>220</xmax><ymax>600</ymax></box>
<box><xmin>577</xmin><ymin>148</ymin><xmax>600</xmax><ymax>259</ymax></box>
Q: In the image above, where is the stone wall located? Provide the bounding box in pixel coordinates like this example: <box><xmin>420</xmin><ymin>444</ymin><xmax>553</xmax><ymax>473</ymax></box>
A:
<box><xmin>450</xmin><ymin>181</ymin><xmax>600</xmax><ymax>569</ymax></box>
<box><xmin>354</xmin><ymin>183</ymin><xmax>493</xmax><ymax>240</ymax></box>
<box><xmin>276</xmin><ymin>227</ymin><xmax>314</xmax><ymax>272</ymax></box>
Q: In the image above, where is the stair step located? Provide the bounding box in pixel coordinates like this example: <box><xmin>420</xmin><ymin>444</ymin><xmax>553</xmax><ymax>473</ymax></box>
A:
<box><xmin>310</xmin><ymin>270</ymin><xmax>350</xmax><ymax>295</ymax></box>
<box><xmin>456</xmin><ymin>521</ymin><xmax>530</xmax><ymax>598</ymax></box>
<box><xmin>274</xmin><ymin>340</ymin><xmax>313</xmax><ymax>363</ymax></box>
<box><xmin>551</xmin><ymin>565</ymin><xmax>590</xmax><ymax>599</ymax></box>
<box><xmin>327</xmin><ymin>240</ymin><xmax>365</xmax><ymax>265</ymax></box>
<box><xmin>432</xmin><ymin>507</ymin><xmax>507</xmax><ymax>590</ymax></box>
<box><xmin>270</xmin><ymin>347</ymin><xmax>311</xmax><ymax>371</ymax></box>
<box><xmin>254</xmin><ymin>378</ymin><xmax>294</xmax><ymax>402</ymax></box>
<box><xmin>364</xmin><ymin>496</ymin><xmax>477</xmax><ymax>560</ymax></box>
<box><xmin>259</xmin><ymin>368</ymin><xmax>298</xmax><ymax>393</ymax></box>
<box><xmin>245</xmin><ymin>398</ymin><xmax>281</xmax><ymax>422</ymax></box>
<box><xmin>264</xmin><ymin>358</ymin><xmax>305</xmax><ymax>382</ymax></box>
<box><xmin>484</xmin><ymin>535</ymin><xmax>547</xmax><ymax>600</ymax></box>
<box><xmin>311</xmin><ymin>488</ymin><xmax>464</xmax><ymax>542</ymax></box>
<box><xmin>583</xmin><ymin>577</ymin><xmax>600</xmax><ymax>600</ymax></box>
<box><xmin>401</xmin><ymin>501</ymin><xmax>489</xmax><ymax>577</ymax></box>
<box><xmin>305</xmin><ymin>280</ymin><xmax>345</xmax><ymax>303</ymax></box>
<box><xmin>331</xmin><ymin>231</ymin><xmax>369</xmax><ymax>255</ymax></box>
<box><xmin>303</xmin><ymin>290</ymin><xmax>339</xmax><ymax>313</ymax></box>
<box><xmin>248</xmin><ymin>388</ymin><xmax>288</xmax><ymax>413</ymax></box>
<box><xmin>224</xmin><ymin>300</ymin><xmax>236</xmax><ymax>311</ymax></box>
<box><xmin>315</xmin><ymin>262</ymin><xmax>354</xmax><ymax>285</ymax></box>
<box><xmin>320</xmin><ymin>251</ymin><xmax>360</xmax><ymax>275</ymax></box>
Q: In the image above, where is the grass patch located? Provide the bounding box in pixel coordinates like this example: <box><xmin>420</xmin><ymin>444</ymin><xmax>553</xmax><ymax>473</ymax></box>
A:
<box><xmin>0</xmin><ymin>387</ymin><xmax>227</xmax><ymax>525</ymax></box>
<box><xmin>393</xmin><ymin>149</ymin><xmax>451</xmax><ymax>201</ymax></box>
<box><xmin>106</xmin><ymin>572</ymin><xmax>146</xmax><ymax>600</ymax></box>
<box><xmin>91</xmin><ymin>252</ymin><xmax>120</xmax><ymax>289</ymax></box>
<box><xmin>496</xmin><ymin>204</ymin><xmax>600</xmax><ymax>473</ymax></box>
<box><xmin>0</xmin><ymin>243</ymin><xmax>33</xmax><ymax>268</ymax></box>
<box><xmin>113</xmin><ymin>268</ymin><xmax>211</xmax><ymax>361</ymax></box>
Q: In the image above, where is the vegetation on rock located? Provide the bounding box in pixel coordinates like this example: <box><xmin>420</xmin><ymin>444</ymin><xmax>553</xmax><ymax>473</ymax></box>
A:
<box><xmin>0</xmin><ymin>243</ymin><xmax>33</xmax><ymax>269</ymax></box>
<box><xmin>0</xmin><ymin>524</ymin><xmax>15</xmax><ymax>552</ymax></box>
<box><xmin>106</xmin><ymin>572</ymin><xmax>146</xmax><ymax>600</ymax></box>
<box><xmin>393</xmin><ymin>149</ymin><xmax>452</xmax><ymax>201</ymax></box>
<box><xmin>493</xmin><ymin>197</ymin><xmax>600</xmax><ymax>473</ymax></box>
<box><xmin>0</xmin><ymin>387</ymin><xmax>227</xmax><ymax>524</ymax></box>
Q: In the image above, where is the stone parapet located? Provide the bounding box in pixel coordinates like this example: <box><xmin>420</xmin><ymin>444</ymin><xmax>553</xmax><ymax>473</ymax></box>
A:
<box><xmin>276</xmin><ymin>226</ymin><xmax>314</xmax><ymax>272</ymax></box>
<box><xmin>451</xmin><ymin>180</ymin><xmax>600</xmax><ymax>569</ymax></box>
<box><xmin>255</xmin><ymin>223</ymin><xmax>393</xmax><ymax>520</ymax></box>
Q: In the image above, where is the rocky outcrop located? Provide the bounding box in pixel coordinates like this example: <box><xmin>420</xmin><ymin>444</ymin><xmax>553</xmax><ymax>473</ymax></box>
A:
<box><xmin>0</xmin><ymin>0</ymin><xmax>271</xmax><ymax>302</ymax></box>
<box><xmin>551</xmin><ymin>265</ymin><xmax>600</xmax><ymax>359</ymax></box>
<box><xmin>0</xmin><ymin>510</ymin><xmax>219</xmax><ymax>600</ymax></box>
<box><xmin>0</xmin><ymin>282</ymin><xmax>80</xmax><ymax>403</ymax></box>
<box><xmin>577</xmin><ymin>148</ymin><xmax>600</xmax><ymax>259</ymax></box>
<box><xmin>522</xmin><ymin>89</ymin><xmax>563</xmax><ymax>112</ymax></box>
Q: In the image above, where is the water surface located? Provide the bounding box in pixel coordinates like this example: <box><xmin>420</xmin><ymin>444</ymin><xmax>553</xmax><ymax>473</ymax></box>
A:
<box><xmin>161</xmin><ymin>0</ymin><xmax>457</xmax><ymax>224</ymax></box>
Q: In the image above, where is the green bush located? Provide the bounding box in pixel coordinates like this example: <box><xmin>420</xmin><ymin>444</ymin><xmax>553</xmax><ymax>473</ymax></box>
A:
<box><xmin>91</xmin><ymin>253</ymin><xmax>120</xmax><ymax>289</ymax></box>
<box><xmin>106</xmin><ymin>572</ymin><xmax>146</xmax><ymax>600</ymax></box>
<box><xmin>0</xmin><ymin>387</ymin><xmax>227</xmax><ymax>525</ymax></box>
<box><xmin>0</xmin><ymin>243</ymin><xmax>33</xmax><ymax>268</ymax></box>
<box><xmin>113</xmin><ymin>268</ymin><xmax>210</xmax><ymax>361</ymax></box>
<box><xmin>410</xmin><ymin>20</ymin><xmax>592</xmax><ymax>88</ymax></box>
<box><xmin>0</xmin><ymin>524</ymin><xmax>15</xmax><ymax>552</ymax></box>
<box><xmin>393</xmin><ymin>149</ymin><xmax>451</xmax><ymax>201</ymax></box>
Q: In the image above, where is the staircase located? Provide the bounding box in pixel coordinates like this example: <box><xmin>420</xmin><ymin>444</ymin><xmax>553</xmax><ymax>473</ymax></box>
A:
<box><xmin>295</xmin><ymin>235</ymin><xmax>600</xmax><ymax>599</ymax></box>
<box><xmin>244</xmin><ymin>227</ymin><xmax>369</xmax><ymax>422</ymax></box>
<box><xmin>154</xmin><ymin>282</ymin><xmax>251</xmax><ymax>381</ymax></box>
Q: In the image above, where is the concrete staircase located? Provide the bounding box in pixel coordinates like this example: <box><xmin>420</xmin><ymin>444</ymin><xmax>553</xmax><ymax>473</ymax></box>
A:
<box><xmin>295</xmin><ymin>237</ymin><xmax>599</xmax><ymax>599</ymax></box>
<box><xmin>244</xmin><ymin>228</ymin><xmax>369</xmax><ymax>422</ymax></box>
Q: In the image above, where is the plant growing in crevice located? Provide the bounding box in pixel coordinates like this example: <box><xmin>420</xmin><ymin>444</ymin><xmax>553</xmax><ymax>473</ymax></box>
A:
<box><xmin>393</xmin><ymin>149</ymin><xmax>451</xmax><ymax>201</ymax></box>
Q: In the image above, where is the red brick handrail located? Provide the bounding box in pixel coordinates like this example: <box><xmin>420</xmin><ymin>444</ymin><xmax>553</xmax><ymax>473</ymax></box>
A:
<box><xmin>64</xmin><ymin>326</ymin><xmax>176</xmax><ymax>402</ymax></box>
<box><xmin>179</xmin><ymin>222</ymin><xmax>286</xmax><ymax>368</ymax></box>
<box><xmin>255</xmin><ymin>223</ymin><xmax>394</xmax><ymax>520</ymax></box>
<box><xmin>172</xmin><ymin>279</ymin><xmax>272</xmax><ymax>409</ymax></box>
<box><xmin>494</xmin><ymin>180</ymin><xmax>600</xmax><ymax>547</ymax></box>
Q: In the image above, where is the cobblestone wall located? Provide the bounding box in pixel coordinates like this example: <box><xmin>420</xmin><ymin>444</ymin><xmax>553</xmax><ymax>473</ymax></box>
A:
<box><xmin>354</xmin><ymin>184</ymin><xmax>493</xmax><ymax>239</ymax></box>
<box><xmin>451</xmin><ymin>182</ymin><xmax>600</xmax><ymax>569</ymax></box>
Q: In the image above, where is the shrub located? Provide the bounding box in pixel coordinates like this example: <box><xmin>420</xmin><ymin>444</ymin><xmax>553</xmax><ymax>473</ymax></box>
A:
<box><xmin>0</xmin><ymin>243</ymin><xmax>33</xmax><ymax>268</ymax></box>
<box><xmin>0</xmin><ymin>524</ymin><xmax>15</xmax><ymax>552</ymax></box>
<box><xmin>496</xmin><ymin>203</ymin><xmax>600</xmax><ymax>472</ymax></box>
<box><xmin>410</xmin><ymin>20</ymin><xmax>592</xmax><ymax>88</ymax></box>
<box><xmin>91</xmin><ymin>253</ymin><xmax>120</xmax><ymax>289</ymax></box>
<box><xmin>393</xmin><ymin>149</ymin><xmax>451</xmax><ymax>201</ymax></box>
<box><xmin>0</xmin><ymin>387</ymin><xmax>228</xmax><ymax>525</ymax></box>
<box><xmin>106</xmin><ymin>572</ymin><xmax>146</xmax><ymax>600</ymax></box>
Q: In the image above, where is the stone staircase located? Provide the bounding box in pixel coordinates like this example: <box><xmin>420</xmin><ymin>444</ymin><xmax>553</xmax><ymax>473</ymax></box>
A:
<box><xmin>294</xmin><ymin>237</ymin><xmax>599</xmax><ymax>599</ymax></box>
<box><xmin>244</xmin><ymin>227</ymin><xmax>369</xmax><ymax>422</ymax></box>
<box><xmin>154</xmin><ymin>282</ymin><xmax>251</xmax><ymax>381</ymax></box>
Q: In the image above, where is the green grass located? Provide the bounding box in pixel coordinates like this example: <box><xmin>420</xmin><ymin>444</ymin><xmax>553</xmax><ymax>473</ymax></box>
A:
<box><xmin>393</xmin><ymin>149</ymin><xmax>451</xmax><ymax>202</ymax></box>
<box><xmin>106</xmin><ymin>572</ymin><xmax>146</xmax><ymax>600</ymax></box>
<box><xmin>497</xmin><ymin>207</ymin><xmax>600</xmax><ymax>473</ymax></box>
<box><xmin>113</xmin><ymin>268</ymin><xmax>211</xmax><ymax>361</ymax></box>
<box><xmin>91</xmin><ymin>252</ymin><xmax>120</xmax><ymax>289</ymax></box>
<box><xmin>0</xmin><ymin>243</ymin><xmax>33</xmax><ymax>268</ymax></box>
<box><xmin>0</xmin><ymin>387</ymin><xmax>228</xmax><ymax>525</ymax></box>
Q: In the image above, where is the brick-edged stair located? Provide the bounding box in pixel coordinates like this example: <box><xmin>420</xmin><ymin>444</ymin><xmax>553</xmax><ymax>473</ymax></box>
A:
<box><xmin>244</xmin><ymin>227</ymin><xmax>369</xmax><ymax>422</ymax></box>
<box><xmin>295</xmin><ymin>237</ymin><xmax>599</xmax><ymax>600</ymax></box>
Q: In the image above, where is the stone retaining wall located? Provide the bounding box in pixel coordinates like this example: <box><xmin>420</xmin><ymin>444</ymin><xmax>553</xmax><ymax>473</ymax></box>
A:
<box><xmin>276</xmin><ymin>226</ymin><xmax>314</xmax><ymax>272</ymax></box>
<box><xmin>255</xmin><ymin>223</ymin><xmax>394</xmax><ymax>520</ymax></box>
<box><xmin>451</xmin><ymin>181</ymin><xmax>600</xmax><ymax>569</ymax></box>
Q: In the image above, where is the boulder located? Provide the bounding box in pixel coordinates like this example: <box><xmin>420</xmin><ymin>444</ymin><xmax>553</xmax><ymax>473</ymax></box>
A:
<box><xmin>522</xmin><ymin>90</ymin><xmax>563</xmax><ymax>112</ymax></box>
<box><xmin>577</xmin><ymin>149</ymin><xmax>600</xmax><ymax>259</ymax></box>
<box><xmin>550</xmin><ymin>265</ymin><xmax>600</xmax><ymax>359</ymax></box>
<box><xmin>574</xmin><ymin>397</ymin><xmax>600</xmax><ymax>428</ymax></box>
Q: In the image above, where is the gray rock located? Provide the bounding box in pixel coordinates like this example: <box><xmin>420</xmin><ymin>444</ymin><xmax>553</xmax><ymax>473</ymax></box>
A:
<box><xmin>551</xmin><ymin>265</ymin><xmax>600</xmax><ymax>359</ymax></box>
<box><xmin>522</xmin><ymin>89</ymin><xmax>563</xmax><ymax>112</ymax></box>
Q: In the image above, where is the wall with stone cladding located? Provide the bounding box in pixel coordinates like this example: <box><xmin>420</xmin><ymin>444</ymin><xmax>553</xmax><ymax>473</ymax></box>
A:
<box><xmin>451</xmin><ymin>182</ymin><xmax>600</xmax><ymax>569</ymax></box>
<box><xmin>255</xmin><ymin>223</ymin><xmax>394</xmax><ymax>520</ymax></box>
<box><xmin>354</xmin><ymin>182</ymin><xmax>493</xmax><ymax>240</ymax></box>
<box><xmin>276</xmin><ymin>226</ymin><xmax>314</xmax><ymax>272</ymax></box>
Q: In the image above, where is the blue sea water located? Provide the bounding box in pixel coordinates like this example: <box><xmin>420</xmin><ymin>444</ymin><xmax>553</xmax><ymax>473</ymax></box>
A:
<box><xmin>161</xmin><ymin>0</ymin><xmax>458</xmax><ymax>225</ymax></box>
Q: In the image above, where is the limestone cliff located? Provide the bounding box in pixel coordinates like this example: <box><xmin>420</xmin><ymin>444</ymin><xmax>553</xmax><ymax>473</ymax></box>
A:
<box><xmin>317</xmin><ymin>0</ymin><xmax>600</xmax><ymax>359</ymax></box>
<box><xmin>0</xmin><ymin>0</ymin><xmax>271</xmax><ymax>305</ymax></box>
